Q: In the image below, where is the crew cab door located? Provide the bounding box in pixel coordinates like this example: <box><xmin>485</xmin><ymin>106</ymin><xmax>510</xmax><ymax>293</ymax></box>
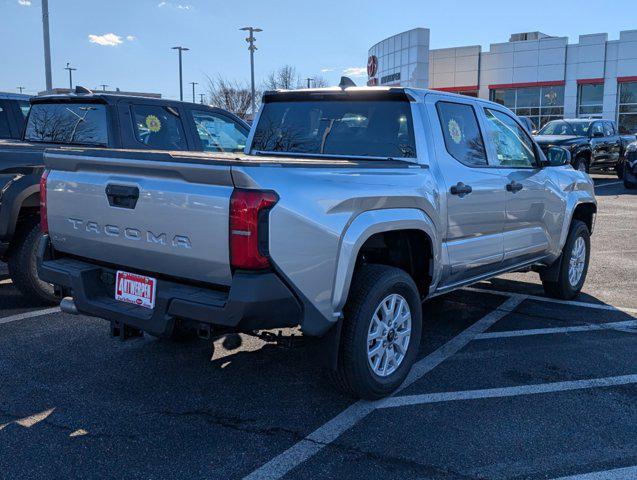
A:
<box><xmin>480</xmin><ymin>107</ymin><xmax>563</xmax><ymax>265</ymax></box>
<box><xmin>427</xmin><ymin>97</ymin><xmax>507</xmax><ymax>286</ymax></box>
<box><xmin>590</xmin><ymin>121</ymin><xmax>609</xmax><ymax>165</ymax></box>
<box><xmin>604</xmin><ymin>121</ymin><xmax>622</xmax><ymax>164</ymax></box>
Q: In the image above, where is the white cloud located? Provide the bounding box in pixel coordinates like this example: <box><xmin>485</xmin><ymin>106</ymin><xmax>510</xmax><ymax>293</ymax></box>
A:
<box><xmin>88</xmin><ymin>33</ymin><xmax>124</xmax><ymax>47</ymax></box>
<box><xmin>342</xmin><ymin>67</ymin><xmax>367</xmax><ymax>78</ymax></box>
<box><xmin>18</xmin><ymin>0</ymin><xmax>31</xmax><ymax>6</ymax></box>
<box><xmin>126</xmin><ymin>35</ymin><xmax>136</xmax><ymax>41</ymax></box>
<box><xmin>320</xmin><ymin>68</ymin><xmax>334</xmax><ymax>73</ymax></box>
<box><xmin>158</xmin><ymin>1</ymin><xmax>167</xmax><ymax>6</ymax></box>
<box><xmin>177</xmin><ymin>4</ymin><xmax>192</xmax><ymax>10</ymax></box>
<box><xmin>158</xmin><ymin>1</ymin><xmax>192</xmax><ymax>10</ymax></box>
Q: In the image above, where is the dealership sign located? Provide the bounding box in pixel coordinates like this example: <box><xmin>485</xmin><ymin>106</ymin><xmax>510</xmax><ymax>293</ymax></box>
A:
<box><xmin>380</xmin><ymin>72</ymin><xmax>401</xmax><ymax>84</ymax></box>
<box><xmin>367</xmin><ymin>55</ymin><xmax>378</xmax><ymax>77</ymax></box>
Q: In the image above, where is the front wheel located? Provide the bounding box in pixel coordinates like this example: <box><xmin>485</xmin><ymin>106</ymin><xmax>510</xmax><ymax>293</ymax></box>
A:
<box><xmin>573</xmin><ymin>156</ymin><xmax>589</xmax><ymax>174</ymax></box>
<box><xmin>616</xmin><ymin>160</ymin><xmax>625</xmax><ymax>179</ymax></box>
<box><xmin>542</xmin><ymin>220</ymin><xmax>590</xmax><ymax>300</ymax></box>
<box><xmin>330</xmin><ymin>264</ymin><xmax>422</xmax><ymax>399</ymax></box>
<box><xmin>624</xmin><ymin>163</ymin><xmax>637</xmax><ymax>189</ymax></box>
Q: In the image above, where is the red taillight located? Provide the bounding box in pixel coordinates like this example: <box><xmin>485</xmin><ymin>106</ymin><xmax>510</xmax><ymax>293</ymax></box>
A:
<box><xmin>229</xmin><ymin>189</ymin><xmax>278</xmax><ymax>270</ymax></box>
<box><xmin>39</xmin><ymin>169</ymin><xmax>50</xmax><ymax>234</ymax></box>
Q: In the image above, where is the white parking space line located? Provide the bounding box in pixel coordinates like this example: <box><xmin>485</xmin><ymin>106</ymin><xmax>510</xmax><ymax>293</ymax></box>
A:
<box><xmin>379</xmin><ymin>374</ymin><xmax>637</xmax><ymax>409</ymax></box>
<box><xmin>474</xmin><ymin>320</ymin><xmax>637</xmax><ymax>340</ymax></box>
<box><xmin>243</xmin><ymin>295</ymin><xmax>525</xmax><ymax>480</ymax></box>
<box><xmin>595</xmin><ymin>181</ymin><xmax>623</xmax><ymax>189</ymax></box>
<box><xmin>552</xmin><ymin>465</ymin><xmax>637</xmax><ymax>479</ymax></box>
<box><xmin>0</xmin><ymin>308</ymin><xmax>61</xmax><ymax>326</ymax></box>
<box><xmin>464</xmin><ymin>287</ymin><xmax>637</xmax><ymax>315</ymax></box>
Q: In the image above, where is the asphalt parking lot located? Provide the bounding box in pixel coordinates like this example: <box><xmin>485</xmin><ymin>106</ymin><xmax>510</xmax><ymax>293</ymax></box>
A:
<box><xmin>0</xmin><ymin>175</ymin><xmax>635</xmax><ymax>480</ymax></box>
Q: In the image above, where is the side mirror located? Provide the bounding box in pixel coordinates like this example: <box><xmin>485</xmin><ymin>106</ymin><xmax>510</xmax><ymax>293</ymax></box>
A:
<box><xmin>546</xmin><ymin>146</ymin><xmax>571</xmax><ymax>167</ymax></box>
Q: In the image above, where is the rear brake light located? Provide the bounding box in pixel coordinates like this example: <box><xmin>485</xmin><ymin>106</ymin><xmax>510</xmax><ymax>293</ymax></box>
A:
<box><xmin>39</xmin><ymin>169</ymin><xmax>50</xmax><ymax>234</ymax></box>
<box><xmin>229</xmin><ymin>189</ymin><xmax>278</xmax><ymax>270</ymax></box>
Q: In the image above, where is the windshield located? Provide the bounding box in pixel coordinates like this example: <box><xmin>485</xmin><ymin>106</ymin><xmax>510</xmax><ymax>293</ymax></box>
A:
<box><xmin>24</xmin><ymin>103</ymin><xmax>108</xmax><ymax>146</ymax></box>
<box><xmin>538</xmin><ymin>120</ymin><xmax>591</xmax><ymax>136</ymax></box>
<box><xmin>251</xmin><ymin>100</ymin><xmax>416</xmax><ymax>159</ymax></box>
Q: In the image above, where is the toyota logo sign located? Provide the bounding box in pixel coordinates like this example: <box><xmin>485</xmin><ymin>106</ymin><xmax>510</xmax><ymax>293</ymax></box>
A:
<box><xmin>367</xmin><ymin>55</ymin><xmax>378</xmax><ymax>78</ymax></box>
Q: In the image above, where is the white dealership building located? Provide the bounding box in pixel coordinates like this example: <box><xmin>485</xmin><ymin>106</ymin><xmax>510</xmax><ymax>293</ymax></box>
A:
<box><xmin>367</xmin><ymin>28</ymin><xmax>637</xmax><ymax>133</ymax></box>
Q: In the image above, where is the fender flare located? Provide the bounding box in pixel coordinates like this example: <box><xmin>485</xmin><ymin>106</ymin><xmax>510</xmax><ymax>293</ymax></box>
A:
<box><xmin>0</xmin><ymin>174</ymin><xmax>41</xmax><ymax>241</ymax></box>
<box><xmin>331</xmin><ymin>208</ymin><xmax>440</xmax><ymax>314</ymax></box>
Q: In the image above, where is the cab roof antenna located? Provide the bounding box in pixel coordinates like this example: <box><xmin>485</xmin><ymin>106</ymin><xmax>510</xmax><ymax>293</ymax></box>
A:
<box><xmin>338</xmin><ymin>76</ymin><xmax>356</xmax><ymax>89</ymax></box>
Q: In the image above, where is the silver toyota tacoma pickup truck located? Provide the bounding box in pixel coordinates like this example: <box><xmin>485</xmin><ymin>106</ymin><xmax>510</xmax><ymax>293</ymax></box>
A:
<box><xmin>38</xmin><ymin>85</ymin><xmax>596</xmax><ymax>398</ymax></box>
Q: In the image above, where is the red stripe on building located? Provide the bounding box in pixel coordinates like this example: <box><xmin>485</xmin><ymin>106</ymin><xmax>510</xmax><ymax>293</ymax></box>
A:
<box><xmin>488</xmin><ymin>80</ymin><xmax>565</xmax><ymax>89</ymax></box>
<box><xmin>432</xmin><ymin>85</ymin><xmax>479</xmax><ymax>93</ymax></box>
<box><xmin>618</xmin><ymin>76</ymin><xmax>637</xmax><ymax>83</ymax></box>
<box><xmin>577</xmin><ymin>78</ymin><xmax>604</xmax><ymax>85</ymax></box>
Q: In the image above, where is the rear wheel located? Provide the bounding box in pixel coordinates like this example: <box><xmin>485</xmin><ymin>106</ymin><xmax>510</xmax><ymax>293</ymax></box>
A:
<box><xmin>573</xmin><ymin>156</ymin><xmax>589</xmax><ymax>174</ymax></box>
<box><xmin>7</xmin><ymin>217</ymin><xmax>57</xmax><ymax>305</ymax></box>
<box><xmin>330</xmin><ymin>264</ymin><xmax>422</xmax><ymax>399</ymax></box>
<box><xmin>542</xmin><ymin>220</ymin><xmax>590</xmax><ymax>300</ymax></box>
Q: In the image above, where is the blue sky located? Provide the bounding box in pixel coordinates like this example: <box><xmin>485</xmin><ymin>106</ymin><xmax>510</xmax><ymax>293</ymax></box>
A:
<box><xmin>1</xmin><ymin>0</ymin><xmax>635</xmax><ymax>99</ymax></box>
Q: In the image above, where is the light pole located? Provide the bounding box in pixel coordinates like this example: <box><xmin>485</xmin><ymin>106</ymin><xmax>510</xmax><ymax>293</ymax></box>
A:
<box><xmin>99</xmin><ymin>84</ymin><xmax>108</xmax><ymax>91</ymax></box>
<box><xmin>240</xmin><ymin>26</ymin><xmax>262</xmax><ymax>117</ymax></box>
<box><xmin>17</xmin><ymin>86</ymin><xmax>25</xmax><ymax>94</ymax></box>
<box><xmin>306</xmin><ymin>77</ymin><xmax>313</xmax><ymax>89</ymax></box>
<box><xmin>199</xmin><ymin>93</ymin><xmax>206</xmax><ymax>104</ymax></box>
<box><xmin>172</xmin><ymin>46</ymin><xmax>189</xmax><ymax>101</ymax></box>
<box><xmin>41</xmin><ymin>0</ymin><xmax>52</xmax><ymax>93</ymax></box>
<box><xmin>65</xmin><ymin>63</ymin><xmax>77</xmax><ymax>90</ymax></box>
<box><xmin>190</xmin><ymin>81</ymin><xmax>198</xmax><ymax>103</ymax></box>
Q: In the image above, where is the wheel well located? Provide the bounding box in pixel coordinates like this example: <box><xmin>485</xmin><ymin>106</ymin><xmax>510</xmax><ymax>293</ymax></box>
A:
<box><xmin>355</xmin><ymin>229</ymin><xmax>432</xmax><ymax>297</ymax></box>
<box><xmin>572</xmin><ymin>203</ymin><xmax>596</xmax><ymax>233</ymax></box>
<box><xmin>575</xmin><ymin>150</ymin><xmax>592</xmax><ymax>163</ymax></box>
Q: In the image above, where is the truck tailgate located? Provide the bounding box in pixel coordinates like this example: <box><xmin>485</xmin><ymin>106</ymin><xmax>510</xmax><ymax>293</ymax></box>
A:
<box><xmin>45</xmin><ymin>150</ymin><xmax>235</xmax><ymax>286</ymax></box>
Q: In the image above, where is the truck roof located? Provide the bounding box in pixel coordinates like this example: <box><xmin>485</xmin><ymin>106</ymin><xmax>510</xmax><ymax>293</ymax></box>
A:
<box><xmin>30</xmin><ymin>91</ymin><xmax>198</xmax><ymax>109</ymax></box>
<box><xmin>0</xmin><ymin>92</ymin><xmax>31</xmax><ymax>101</ymax></box>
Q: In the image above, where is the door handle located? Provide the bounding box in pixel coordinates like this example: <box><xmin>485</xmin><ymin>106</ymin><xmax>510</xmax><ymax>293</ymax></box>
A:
<box><xmin>450</xmin><ymin>182</ymin><xmax>472</xmax><ymax>197</ymax></box>
<box><xmin>105</xmin><ymin>184</ymin><xmax>140</xmax><ymax>209</ymax></box>
<box><xmin>506</xmin><ymin>181</ymin><xmax>523</xmax><ymax>193</ymax></box>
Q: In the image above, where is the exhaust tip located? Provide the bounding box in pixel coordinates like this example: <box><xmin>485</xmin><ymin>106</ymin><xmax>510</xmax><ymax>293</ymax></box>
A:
<box><xmin>60</xmin><ymin>297</ymin><xmax>78</xmax><ymax>315</ymax></box>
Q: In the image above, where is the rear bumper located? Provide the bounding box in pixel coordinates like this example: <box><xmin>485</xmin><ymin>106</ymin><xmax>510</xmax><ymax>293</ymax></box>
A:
<box><xmin>37</xmin><ymin>235</ymin><xmax>302</xmax><ymax>337</ymax></box>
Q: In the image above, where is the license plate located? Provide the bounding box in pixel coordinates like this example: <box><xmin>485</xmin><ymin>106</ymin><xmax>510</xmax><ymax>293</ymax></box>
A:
<box><xmin>115</xmin><ymin>271</ymin><xmax>157</xmax><ymax>309</ymax></box>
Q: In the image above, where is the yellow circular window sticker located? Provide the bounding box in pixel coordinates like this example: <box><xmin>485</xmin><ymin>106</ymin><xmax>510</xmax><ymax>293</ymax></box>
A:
<box><xmin>145</xmin><ymin>115</ymin><xmax>162</xmax><ymax>132</ymax></box>
<box><xmin>448</xmin><ymin>119</ymin><xmax>462</xmax><ymax>144</ymax></box>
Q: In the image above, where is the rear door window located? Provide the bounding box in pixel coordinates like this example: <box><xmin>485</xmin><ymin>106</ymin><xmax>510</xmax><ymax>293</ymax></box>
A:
<box><xmin>191</xmin><ymin>111</ymin><xmax>247</xmax><ymax>152</ymax></box>
<box><xmin>436</xmin><ymin>101</ymin><xmax>487</xmax><ymax>166</ymax></box>
<box><xmin>24</xmin><ymin>103</ymin><xmax>108</xmax><ymax>145</ymax></box>
<box><xmin>0</xmin><ymin>105</ymin><xmax>10</xmax><ymax>139</ymax></box>
<box><xmin>603</xmin><ymin>122</ymin><xmax>615</xmax><ymax>136</ymax></box>
<box><xmin>252</xmin><ymin>99</ymin><xmax>416</xmax><ymax>159</ymax></box>
<box><xmin>131</xmin><ymin>105</ymin><xmax>187</xmax><ymax>150</ymax></box>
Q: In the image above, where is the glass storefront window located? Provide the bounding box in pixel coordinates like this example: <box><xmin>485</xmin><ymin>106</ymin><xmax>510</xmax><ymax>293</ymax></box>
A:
<box><xmin>618</xmin><ymin>82</ymin><xmax>637</xmax><ymax>135</ymax></box>
<box><xmin>490</xmin><ymin>85</ymin><xmax>565</xmax><ymax>128</ymax></box>
<box><xmin>577</xmin><ymin>84</ymin><xmax>603</xmax><ymax>118</ymax></box>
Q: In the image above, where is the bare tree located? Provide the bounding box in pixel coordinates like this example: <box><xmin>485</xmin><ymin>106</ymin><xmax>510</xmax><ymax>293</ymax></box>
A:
<box><xmin>206</xmin><ymin>75</ymin><xmax>257</xmax><ymax>120</ymax></box>
<box><xmin>311</xmin><ymin>76</ymin><xmax>329</xmax><ymax>88</ymax></box>
<box><xmin>263</xmin><ymin>65</ymin><xmax>302</xmax><ymax>90</ymax></box>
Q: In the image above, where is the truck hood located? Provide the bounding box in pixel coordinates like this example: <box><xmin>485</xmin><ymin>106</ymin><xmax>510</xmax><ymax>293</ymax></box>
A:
<box><xmin>533</xmin><ymin>135</ymin><xmax>584</xmax><ymax>147</ymax></box>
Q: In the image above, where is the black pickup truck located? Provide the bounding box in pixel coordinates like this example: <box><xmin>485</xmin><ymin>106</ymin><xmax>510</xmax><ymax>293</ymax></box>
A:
<box><xmin>535</xmin><ymin>118</ymin><xmax>636</xmax><ymax>178</ymax></box>
<box><xmin>534</xmin><ymin>119</ymin><xmax>636</xmax><ymax>176</ymax></box>
<box><xmin>0</xmin><ymin>88</ymin><xmax>249</xmax><ymax>303</ymax></box>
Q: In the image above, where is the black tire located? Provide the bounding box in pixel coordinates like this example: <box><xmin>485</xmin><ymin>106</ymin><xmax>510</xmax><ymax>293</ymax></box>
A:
<box><xmin>542</xmin><ymin>220</ymin><xmax>590</xmax><ymax>300</ymax></box>
<box><xmin>330</xmin><ymin>264</ymin><xmax>422</xmax><ymax>399</ymax></box>
<box><xmin>6</xmin><ymin>217</ymin><xmax>57</xmax><ymax>305</ymax></box>
<box><xmin>573</xmin><ymin>156</ymin><xmax>589</xmax><ymax>174</ymax></box>
<box><xmin>616</xmin><ymin>160</ymin><xmax>625</xmax><ymax>179</ymax></box>
<box><xmin>624</xmin><ymin>164</ymin><xmax>637</xmax><ymax>189</ymax></box>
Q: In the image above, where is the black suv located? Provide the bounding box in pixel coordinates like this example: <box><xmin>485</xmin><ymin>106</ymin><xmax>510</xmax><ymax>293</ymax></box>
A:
<box><xmin>0</xmin><ymin>88</ymin><xmax>249</xmax><ymax>303</ymax></box>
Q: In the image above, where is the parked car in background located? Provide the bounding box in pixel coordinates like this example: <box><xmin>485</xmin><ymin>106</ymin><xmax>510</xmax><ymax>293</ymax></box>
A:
<box><xmin>38</xmin><ymin>85</ymin><xmax>596</xmax><ymax>398</ymax></box>
<box><xmin>0</xmin><ymin>92</ymin><xmax>31</xmax><ymax>140</ymax></box>
<box><xmin>0</xmin><ymin>87</ymin><xmax>249</xmax><ymax>303</ymax></box>
<box><xmin>624</xmin><ymin>140</ymin><xmax>637</xmax><ymax>189</ymax></box>
<box><xmin>533</xmin><ymin>119</ymin><xmax>636</xmax><ymax>176</ymax></box>
<box><xmin>517</xmin><ymin>115</ymin><xmax>536</xmax><ymax>134</ymax></box>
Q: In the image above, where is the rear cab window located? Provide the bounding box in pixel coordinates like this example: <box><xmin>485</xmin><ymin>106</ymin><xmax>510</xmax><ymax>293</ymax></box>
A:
<box><xmin>131</xmin><ymin>104</ymin><xmax>187</xmax><ymax>151</ymax></box>
<box><xmin>25</xmin><ymin>102</ymin><xmax>108</xmax><ymax>146</ymax></box>
<box><xmin>251</xmin><ymin>96</ymin><xmax>416</xmax><ymax>159</ymax></box>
